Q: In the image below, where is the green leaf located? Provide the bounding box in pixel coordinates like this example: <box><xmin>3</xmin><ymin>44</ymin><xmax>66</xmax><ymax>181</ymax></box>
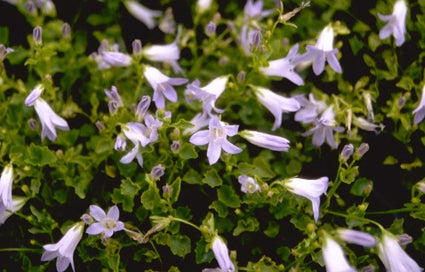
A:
<box><xmin>209</xmin><ymin>200</ymin><xmax>228</xmax><ymax>217</ymax></box>
<box><xmin>112</xmin><ymin>188</ymin><xmax>135</xmax><ymax>212</ymax></box>
<box><xmin>168</xmin><ymin>234</ymin><xmax>191</xmax><ymax>258</ymax></box>
<box><xmin>233</xmin><ymin>217</ymin><xmax>259</xmax><ymax>236</ymax></box>
<box><xmin>349</xmin><ymin>36</ymin><xmax>364</xmax><ymax>55</ymax></box>
<box><xmin>339</xmin><ymin>166</ymin><xmax>359</xmax><ymax>184</ymax></box>
<box><xmin>27</xmin><ymin>144</ymin><xmax>57</xmax><ymax>166</ymax></box>
<box><xmin>202</xmin><ymin>169</ymin><xmax>222</xmax><ymax>187</ymax></box>
<box><xmin>195</xmin><ymin>237</ymin><xmax>214</xmax><ymax>264</ymax></box>
<box><xmin>140</xmin><ymin>187</ymin><xmax>161</xmax><ymax>210</ymax></box>
<box><xmin>121</xmin><ymin>178</ymin><xmax>141</xmax><ymax>198</ymax></box>
<box><xmin>350</xmin><ymin>178</ymin><xmax>373</xmax><ymax>197</ymax></box>
<box><xmin>217</xmin><ymin>185</ymin><xmax>240</xmax><ymax>208</ymax></box>
<box><xmin>0</xmin><ymin>26</ymin><xmax>9</xmax><ymax>44</ymax></box>
<box><xmin>182</xmin><ymin>168</ymin><xmax>202</xmax><ymax>185</ymax></box>
<box><xmin>170</xmin><ymin>178</ymin><xmax>181</xmax><ymax>203</ymax></box>
<box><xmin>264</xmin><ymin>220</ymin><xmax>280</xmax><ymax>238</ymax></box>
<box><xmin>179</xmin><ymin>142</ymin><xmax>198</xmax><ymax>160</ymax></box>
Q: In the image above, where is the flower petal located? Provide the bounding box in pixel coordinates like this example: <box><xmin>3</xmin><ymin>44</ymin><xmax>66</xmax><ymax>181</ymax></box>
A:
<box><xmin>90</xmin><ymin>205</ymin><xmax>106</xmax><ymax>221</ymax></box>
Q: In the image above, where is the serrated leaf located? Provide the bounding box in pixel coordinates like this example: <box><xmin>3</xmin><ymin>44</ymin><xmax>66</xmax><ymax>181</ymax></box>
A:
<box><xmin>202</xmin><ymin>169</ymin><xmax>222</xmax><ymax>187</ymax></box>
<box><xmin>168</xmin><ymin>234</ymin><xmax>191</xmax><ymax>258</ymax></box>
<box><xmin>217</xmin><ymin>185</ymin><xmax>240</xmax><ymax>208</ymax></box>
<box><xmin>27</xmin><ymin>144</ymin><xmax>57</xmax><ymax>166</ymax></box>
<box><xmin>233</xmin><ymin>217</ymin><xmax>259</xmax><ymax>236</ymax></box>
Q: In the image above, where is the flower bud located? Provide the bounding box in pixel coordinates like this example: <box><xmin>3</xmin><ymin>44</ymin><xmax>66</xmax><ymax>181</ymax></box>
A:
<box><xmin>354</xmin><ymin>143</ymin><xmax>369</xmax><ymax>160</ymax></box>
<box><xmin>340</xmin><ymin>144</ymin><xmax>354</xmax><ymax>162</ymax></box>
<box><xmin>28</xmin><ymin>118</ymin><xmax>38</xmax><ymax>130</ymax></box>
<box><xmin>95</xmin><ymin>120</ymin><xmax>105</xmax><ymax>131</ymax></box>
<box><xmin>33</xmin><ymin>26</ymin><xmax>42</xmax><ymax>45</ymax></box>
<box><xmin>171</xmin><ymin>140</ymin><xmax>180</xmax><ymax>153</ymax></box>
<box><xmin>251</xmin><ymin>30</ymin><xmax>263</xmax><ymax>49</ymax></box>
<box><xmin>62</xmin><ymin>22</ymin><xmax>71</xmax><ymax>39</ymax></box>
<box><xmin>136</xmin><ymin>95</ymin><xmax>151</xmax><ymax>121</ymax></box>
<box><xmin>397</xmin><ymin>233</ymin><xmax>413</xmax><ymax>246</ymax></box>
<box><xmin>205</xmin><ymin>21</ymin><xmax>216</xmax><ymax>36</ymax></box>
<box><xmin>25</xmin><ymin>1</ymin><xmax>37</xmax><ymax>15</ymax></box>
<box><xmin>132</xmin><ymin>39</ymin><xmax>142</xmax><ymax>55</ymax></box>
<box><xmin>237</xmin><ymin>71</ymin><xmax>246</xmax><ymax>83</ymax></box>
<box><xmin>150</xmin><ymin>164</ymin><xmax>165</xmax><ymax>180</ymax></box>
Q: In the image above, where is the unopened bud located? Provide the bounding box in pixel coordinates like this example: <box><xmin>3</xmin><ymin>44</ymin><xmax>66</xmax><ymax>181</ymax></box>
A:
<box><xmin>150</xmin><ymin>164</ymin><xmax>165</xmax><ymax>180</ymax></box>
<box><xmin>340</xmin><ymin>144</ymin><xmax>354</xmax><ymax>162</ymax></box>
<box><xmin>62</xmin><ymin>22</ymin><xmax>71</xmax><ymax>39</ymax></box>
<box><xmin>132</xmin><ymin>39</ymin><xmax>142</xmax><ymax>55</ymax></box>
<box><xmin>162</xmin><ymin>184</ymin><xmax>172</xmax><ymax>198</ymax></box>
<box><xmin>219</xmin><ymin>56</ymin><xmax>229</xmax><ymax>66</ymax></box>
<box><xmin>363</xmin><ymin>92</ymin><xmax>374</xmax><ymax>122</ymax></box>
<box><xmin>237</xmin><ymin>71</ymin><xmax>246</xmax><ymax>83</ymax></box>
<box><xmin>28</xmin><ymin>118</ymin><xmax>38</xmax><ymax>130</ymax></box>
<box><xmin>33</xmin><ymin>26</ymin><xmax>42</xmax><ymax>45</ymax></box>
<box><xmin>361</xmin><ymin>265</ymin><xmax>376</xmax><ymax>272</ymax></box>
<box><xmin>398</xmin><ymin>233</ymin><xmax>413</xmax><ymax>246</ymax></box>
<box><xmin>25</xmin><ymin>1</ymin><xmax>37</xmax><ymax>15</ymax></box>
<box><xmin>171</xmin><ymin>140</ymin><xmax>180</xmax><ymax>153</ymax></box>
<box><xmin>251</xmin><ymin>30</ymin><xmax>262</xmax><ymax>49</ymax></box>
<box><xmin>81</xmin><ymin>213</ymin><xmax>93</xmax><ymax>224</ymax></box>
<box><xmin>397</xmin><ymin>96</ymin><xmax>407</xmax><ymax>108</ymax></box>
<box><xmin>417</xmin><ymin>181</ymin><xmax>425</xmax><ymax>194</ymax></box>
<box><xmin>136</xmin><ymin>95</ymin><xmax>151</xmax><ymax>121</ymax></box>
<box><xmin>354</xmin><ymin>143</ymin><xmax>369</xmax><ymax>160</ymax></box>
<box><xmin>95</xmin><ymin>120</ymin><xmax>105</xmax><ymax>131</ymax></box>
<box><xmin>205</xmin><ymin>21</ymin><xmax>216</xmax><ymax>36</ymax></box>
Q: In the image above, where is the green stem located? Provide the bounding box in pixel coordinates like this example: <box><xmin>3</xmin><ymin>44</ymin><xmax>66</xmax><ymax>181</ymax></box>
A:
<box><xmin>169</xmin><ymin>216</ymin><xmax>202</xmax><ymax>232</ymax></box>
<box><xmin>0</xmin><ymin>248</ymin><xmax>43</xmax><ymax>253</ymax></box>
<box><xmin>323</xmin><ymin>161</ymin><xmax>343</xmax><ymax>209</ymax></box>
<box><xmin>366</xmin><ymin>207</ymin><xmax>416</xmax><ymax>215</ymax></box>
<box><xmin>325</xmin><ymin>209</ymin><xmax>383</xmax><ymax>230</ymax></box>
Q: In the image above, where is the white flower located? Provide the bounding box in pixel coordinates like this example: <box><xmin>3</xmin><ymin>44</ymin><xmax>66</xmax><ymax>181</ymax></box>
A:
<box><xmin>239</xmin><ymin>130</ymin><xmax>290</xmax><ymax>151</ymax></box>
<box><xmin>285</xmin><ymin>176</ymin><xmax>328</xmax><ymax>222</ymax></box>
<box><xmin>337</xmin><ymin>229</ymin><xmax>377</xmax><ymax>248</ymax></box>
<box><xmin>143</xmin><ymin>66</ymin><xmax>188</xmax><ymax>109</ymax></box>
<box><xmin>260</xmin><ymin>43</ymin><xmax>304</xmax><ymax>86</ymax></box>
<box><xmin>124</xmin><ymin>1</ymin><xmax>162</xmax><ymax>30</ymax></box>
<box><xmin>378</xmin><ymin>0</ymin><xmax>407</xmax><ymax>47</ymax></box>
<box><xmin>143</xmin><ymin>27</ymin><xmax>183</xmax><ymax>74</ymax></box>
<box><xmin>211</xmin><ymin>236</ymin><xmax>235</xmax><ymax>272</ymax></box>
<box><xmin>253</xmin><ymin>86</ymin><xmax>300</xmax><ymax>131</ymax></box>
<box><xmin>119</xmin><ymin>122</ymin><xmax>146</xmax><ymax>167</ymax></box>
<box><xmin>322</xmin><ymin>234</ymin><xmax>356</xmax><ymax>272</ymax></box>
<box><xmin>299</xmin><ymin>25</ymin><xmax>342</xmax><ymax>75</ymax></box>
<box><xmin>0</xmin><ymin>196</ymin><xmax>27</xmax><ymax>225</ymax></box>
<box><xmin>413</xmin><ymin>85</ymin><xmax>425</xmax><ymax>124</ymax></box>
<box><xmin>185</xmin><ymin>76</ymin><xmax>229</xmax><ymax>115</ymax></box>
<box><xmin>196</xmin><ymin>0</ymin><xmax>213</xmax><ymax>14</ymax></box>
<box><xmin>25</xmin><ymin>86</ymin><xmax>69</xmax><ymax>141</ymax></box>
<box><xmin>378</xmin><ymin>230</ymin><xmax>422</xmax><ymax>272</ymax></box>
<box><xmin>243</xmin><ymin>0</ymin><xmax>273</xmax><ymax>20</ymax></box>
<box><xmin>302</xmin><ymin>106</ymin><xmax>344</xmax><ymax>149</ymax></box>
<box><xmin>190</xmin><ymin>115</ymin><xmax>242</xmax><ymax>165</ymax></box>
<box><xmin>238</xmin><ymin>175</ymin><xmax>260</xmax><ymax>194</ymax></box>
<box><xmin>294</xmin><ymin>93</ymin><xmax>327</xmax><ymax>124</ymax></box>
<box><xmin>86</xmin><ymin>205</ymin><xmax>124</xmax><ymax>238</ymax></box>
<box><xmin>353</xmin><ymin>116</ymin><xmax>384</xmax><ymax>134</ymax></box>
<box><xmin>41</xmin><ymin>222</ymin><xmax>84</xmax><ymax>272</ymax></box>
<box><xmin>0</xmin><ymin>165</ymin><xmax>13</xmax><ymax>215</ymax></box>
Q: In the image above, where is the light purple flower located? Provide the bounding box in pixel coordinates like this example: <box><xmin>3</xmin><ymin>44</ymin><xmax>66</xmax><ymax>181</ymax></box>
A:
<box><xmin>0</xmin><ymin>44</ymin><xmax>14</xmax><ymax>62</ymax></box>
<box><xmin>238</xmin><ymin>175</ymin><xmax>260</xmax><ymax>194</ymax></box>
<box><xmin>183</xmin><ymin>112</ymin><xmax>211</xmax><ymax>135</ymax></box>
<box><xmin>298</xmin><ymin>25</ymin><xmax>342</xmax><ymax>75</ymax></box>
<box><xmin>104</xmin><ymin>85</ymin><xmax>123</xmax><ymax>114</ymax></box>
<box><xmin>190</xmin><ymin>115</ymin><xmax>242</xmax><ymax>165</ymax></box>
<box><xmin>285</xmin><ymin>177</ymin><xmax>328</xmax><ymax>222</ymax></box>
<box><xmin>0</xmin><ymin>196</ymin><xmax>26</xmax><ymax>225</ymax></box>
<box><xmin>337</xmin><ymin>229</ymin><xmax>377</xmax><ymax>248</ymax></box>
<box><xmin>41</xmin><ymin>222</ymin><xmax>84</xmax><ymax>272</ymax></box>
<box><xmin>143</xmin><ymin>66</ymin><xmax>188</xmax><ymax>109</ymax></box>
<box><xmin>378</xmin><ymin>0</ymin><xmax>407</xmax><ymax>47</ymax></box>
<box><xmin>253</xmin><ymin>86</ymin><xmax>300</xmax><ymax>131</ymax></box>
<box><xmin>353</xmin><ymin>116</ymin><xmax>384</xmax><ymax>134</ymax></box>
<box><xmin>136</xmin><ymin>95</ymin><xmax>151</xmax><ymax>121</ymax></box>
<box><xmin>378</xmin><ymin>230</ymin><xmax>422</xmax><ymax>272</ymax></box>
<box><xmin>124</xmin><ymin>1</ymin><xmax>162</xmax><ymax>30</ymax></box>
<box><xmin>413</xmin><ymin>85</ymin><xmax>425</xmax><ymax>124</ymax></box>
<box><xmin>243</xmin><ymin>0</ymin><xmax>273</xmax><ymax>20</ymax></box>
<box><xmin>102</xmin><ymin>51</ymin><xmax>132</xmax><ymax>67</ymax></box>
<box><xmin>260</xmin><ymin>43</ymin><xmax>304</xmax><ymax>86</ymax></box>
<box><xmin>185</xmin><ymin>76</ymin><xmax>229</xmax><ymax>115</ymax></box>
<box><xmin>0</xmin><ymin>165</ymin><xmax>13</xmax><ymax>215</ymax></box>
<box><xmin>239</xmin><ymin>24</ymin><xmax>261</xmax><ymax>56</ymax></box>
<box><xmin>86</xmin><ymin>205</ymin><xmax>124</xmax><ymax>238</ymax></box>
<box><xmin>294</xmin><ymin>93</ymin><xmax>327</xmax><ymax>124</ymax></box>
<box><xmin>211</xmin><ymin>236</ymin><xmax>235</xmax><ymax>272</ymax></box>
<box><xmin>322</xmin><ymin>234</ymin><xmax>356</xmax><ymax>272</ymax></box>
<box><xmin>240</xmin><ymin>130</ymin><xmax>290</xmax><ymax>151</ymax></box>
<box><xmin>302</xmin><ymin>106</ymin><xmax>344</xmax><ymax>149</ymax></box>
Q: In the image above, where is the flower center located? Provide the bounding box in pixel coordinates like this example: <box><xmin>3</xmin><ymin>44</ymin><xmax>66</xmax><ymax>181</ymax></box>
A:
<box><xmin>103</xmin><ymin>218</ymin><xmax>116</xmax><ymax>230</ymax></box>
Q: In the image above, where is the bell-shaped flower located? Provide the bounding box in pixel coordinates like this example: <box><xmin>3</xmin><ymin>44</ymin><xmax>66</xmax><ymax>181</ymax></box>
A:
<box><xmin>378</xmin><ymin>230</ymin><xmax>422</xmax><ymax>272</ymax></box>
<box><xmin>260</xmin><ymin>43</ymin><xmax>304</xmax><ymax>86</ymax></box>
<box><xmin>285</xmin><ymin>176</ymin><xmax>328</xmax><ymax>222</ymax></box>
<box><xmin>143</xmin><ymin>66</ymin><xmax>188</xmax><ymax>109</ymax></box>
<box><xmin>337</xmin><ymin>229</ymin><xmax>377</xmax><ymax>248</ymax></box>
<box><xmin>185</xmin><ymin>76</ymin><xmax>228</xmax><ymax>115</ymax></box>
<box><xmin>252</xmin><ymin>86</ymin><xmax>300</xmax><ymax>131</ymax></box>
<box><xmin>322</xmin><ymin>234</ymin><xmax>356</xmax><ymax>272</ymax></box>
<box><xmin>239</xmin><ymin>130</ymin><xmax>290</xmax><ymax>151</ymax></box>
<box><xmin>244</xmin><ymin>0</ymin><xmax>273</xmax><ymax>20</ymax></box>
<box><xmin>102</xmin><ymin>51</ymin><xmax>132</xmax><ymax>67</ymax></box>
<box><xmin>0</xmin><ymin>196</ymin><xmax>27</xmax><ymax>225</ymax></box>
<box><xmin>124</xmin><ymin>1</ymin><xmax>162</xmax><ymax>30</ymax></box>
<box><xmin>412</xmin><ymin>85</ymin><xmax>425</xmax><ymax>124</ymax></box>
<box><xmin>302</xmin><ymin>106</ymin><xmax>344</xmax><ymax>149</ymax></box>
<box><xmin>25</xmin><ymin>86</ymin><xmax>69</xmax><ymax>141</ymax></box>
<box><xmin>294</xmin><ymin>93</ymin><xmax>327</xmax><ymax>124</ymax></box>
<box><xmin>190</xmin><ymin>115</ymin><xmax>242</xmax><ymax>165</ymax></box>
<box><xmin>298</xmin><ymin>25</ymin><xmax>342</xmax><ymax>75</ymax></box>
<box><xmin>143</xmin><ymin>27</ymin><xmax>183</xmax><ymax>74</ymax></box>
<box><xmin>41</xmin><ymin>222</ymin><xmax>84</xmax><ymax>272</ymax></box>
<box><xmin>239</xmin><ymin>25</ymin><xmax>262</xmax><ymax>56</ymax></box>
<box><xmin>104</xmin><ymin>85</ymin><xmax>123</xmax><ymax>115</ymax></box>
<box><xmin>119</xmin><ymin>122</ymin><xmax>146</xmax><ymax>167</ymax></box>
<box><xmin>136</xmin><ymin>95</ymin><xmax>151</xmax><ymax>121</ymax></box>
<box><xmin>378</xmin><ymin>0</ymin><xmax>407</xmax><ymax>47</ymax></box>
<box><xmin>183</xmin><ymin>112</ymin><xmax>211</xmax><ymax>135</ymax></box>
<box><xmin>196</xmin><ymin>0</ymin><xmax>213</xmax><ymax>14</ymax></box>
<box><xmin>238</xmin><ymin>175</ymin><xmax>260</xmax><ymax>194</ymax></box>
<box><xmin>353</xmin><ymin>116</ymin><xmax>384</xmax><ymax>134</ymax></box>
<box><xmin>0</xmin><ymin>165</ymin><xmax>13</xmax><ymax>215</ymax></box>
<box><xmin>211</xmin><ymin>236</ymin><xmax>235</xmax><ymax>272</ymax></box>
<box><xmin>86</xmin><ymin>205</ymin><xmax>124</xmax><ymax>238</ymax></box>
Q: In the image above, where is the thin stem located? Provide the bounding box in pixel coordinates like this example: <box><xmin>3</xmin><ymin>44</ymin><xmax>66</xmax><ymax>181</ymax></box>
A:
<box><xmin>0</xmin><ymin>248</ymin><xmax>43</xmax><ymax>253</ymax></box>
<box><xmin>325</xmin><ymin>209</ymin><xmax>383</xmax><ymax>230</ymax></box>
<box><xmin>366</xmin><ymin>207</ymin><xmax>416</xmax><ymax>215</ymax></box>
<box><xmin>323</xmin><ymin>161</ymin><xmax>343</xmax><ymax>209</ymax></box>
<box><xmin>169</xmin><ymin>216</ymin><xmax>202</xmax><ymax>232</ymax></box>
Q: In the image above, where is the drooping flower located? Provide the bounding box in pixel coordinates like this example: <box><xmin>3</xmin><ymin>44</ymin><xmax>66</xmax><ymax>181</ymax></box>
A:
<box><xmin>322</xmin><ymin>234</ymin><xmax>356</xmax><ymax>272</ymax></box>
<box><xmin>86</xmin><ymin>205</ymin><xmax>124</xmax><ymax>238</ymax></box>
<box><xmin>189</xmin><ymin>115</ymin><xmax>242</xmax><ymax>165</ymax></box>
<box><xmin>124</xmin><ymin>1</ymin><xmax>162</xmax><ymax>30</ymax></box>
<box><xmin>238</xmin><ymin>175</ymin><xmax>260</xmax><ymax>194</ymax></box>
<box><xmin>285</xmin><ymin>176</ymin><xmax>328</xmax><ymax>222</ymax></box>
<box><xmin>0</xmin><ymin>196</ymin><xmax>27</xmax><ymax>225</ymax></box>
<box><xmin>185</xmin><ymin>76</ymin><xmax>229</xmax><ymax>115</ymax></box>
<box><xmin>0</xmin><ymin>165</ymin><xmax>13</xmax><ymax>215</ymax></box>
<box><xmin>135</xmin><ymin>95</ymin><xmax>151</xmax><ymax>121</ymax></box>
<box><xmin>378</xmin><ymin>230</ymin><xmax>422</xmax><ymax>272</ymax></box>
<box><xmin>143</xmin><ymin>26</ymin><xmax>184</xmax><ymax>74</ymax></box>
<box><xmin>25</xmin><ymin>85</ymin><xmax>69</xmax><ymax>142</ymax></box>
<box><xmin>211</xmin><ymin>236</ymin><xmax>235</xmax><ymax>272</ymax></box>
<box><xmin>243</xmin><ymin>0</ymin><xmax>273</xmax><ymax>20</ymax></box>
<box><xmin>298</xmin><ymin>25</ymin><xmax>342</xmax><ymax>75</ymax></box>
<box><xmin>252</xmin><ymin>86</ymin><xmax>300</xmax><ymax>131</ymax></box>
<box><xmin>260</xmin><ymin>43</ymin><xmax>304</xmax><ymax>86</ymax></box>
<box><xmin>337</xmin><ymin>229</ymin><xmax>377</xmax><ymax>248</ymax></box>
<box><xmin>353</xmin><ymin>116</ymin><xmax>384</xmax><ymax>134</ymax></box>
<box><xmin>119</xmin><ymin>122</ymin><xmax>147</xmax><ymax>167</ymax></box>
<box><xmin>294</xmin><ymin>93</ymin><xmax>327</xmax><ymax>124</ymax></box>
<box><xmin>143</xmin><ymin>66</ymin><xmax>188</xmax><ymax>109</ymax></box>
<box><xmin>378</xmin><ymin>0</ymin><xmax>407</xmax><ymax>47</ymax></box>
<box><xmin>302</xmin><ymin>106</ymin><xmax>344</xmax><ymax>149</ymax></box>
<box><xmin>412</xmin><ymin>85</ymin><xmax>425</xmax><ymax>124</ymax></box>
<box><xmin>102</xmin><ymin>51</ymin><xmax>132</xmax><ymax>67</ymax></box>
<box><xmin>41</xmin><ymin>222</ymin><xmax>84</xmax><ymax>272</ymax></box>
<box><xmin>104</xmin><ymin>85</ymin><xmax>123</xmax><ymax>115</ymax></box>
<box><xmin>239</xmin><ymin>130</ymin><xmax>290</xmax><ymax>152</ymax></box>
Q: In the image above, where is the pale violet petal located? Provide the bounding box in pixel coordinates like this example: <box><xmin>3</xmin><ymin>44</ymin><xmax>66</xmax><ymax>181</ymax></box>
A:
<box><xmin>85</xmin><ymin>222</ymin><xmax>104</xmax><ymax>235</ymax></box>
<box><xmin>190</xmin><ymin>130</ymin><xmax>210</xmax><ymax>146</ymax></box>
<box><xmin>107</xmin><ymin>205</ymin><xmax>120</xmax><ymax>221</ymax></box>
<box><xmin>326</xmin><ymin>52</ymin><xmax>342</xmax><ymax>73</ymax></box>
<box><xmin>221</xmin><ymin>140</ymin><xmax>242</xmax><ymax>155</ymax></box>
<box><xmin>89</xmin><ymin>205</ymin><xmax>106</xmax><ymax>221</ymax></box>
<box><xmin>207</xmin><ymin>140</ymin><xmax>221</xmax><ymax>165</ymax></box>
